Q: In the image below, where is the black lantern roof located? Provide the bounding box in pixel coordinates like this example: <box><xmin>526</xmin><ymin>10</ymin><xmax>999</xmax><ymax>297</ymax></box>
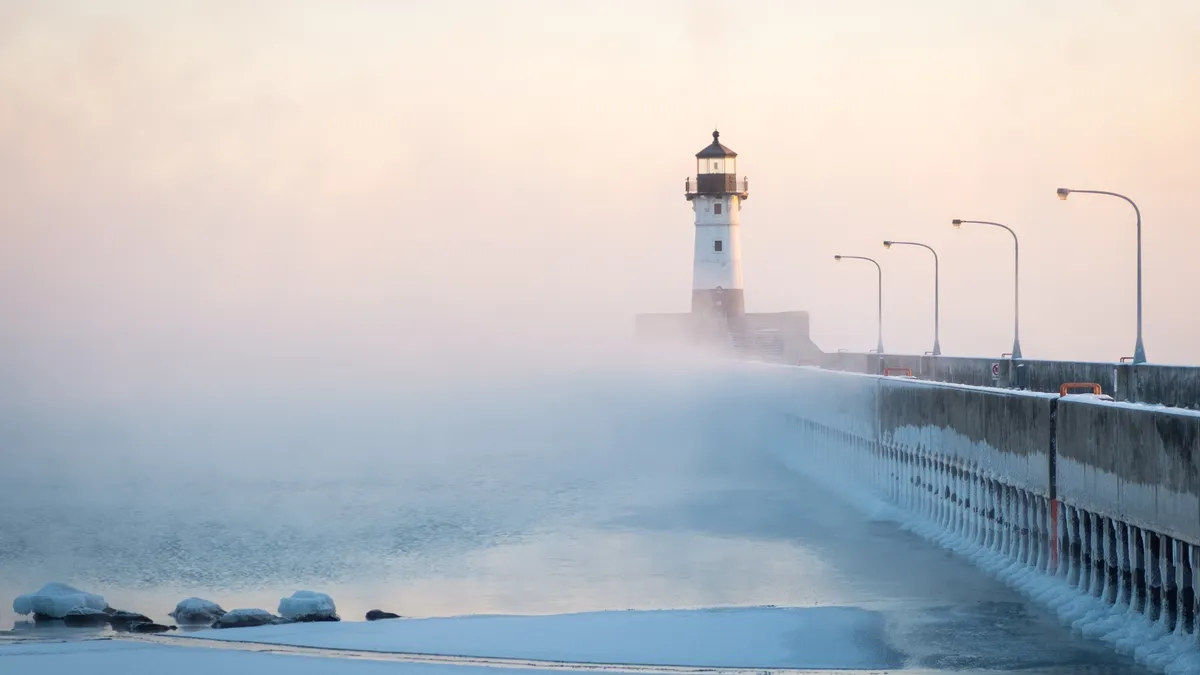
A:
<box><xmin>695</xmin><ymin>130</ymin><xmax>737</xmax><ymax>159</ymax></box>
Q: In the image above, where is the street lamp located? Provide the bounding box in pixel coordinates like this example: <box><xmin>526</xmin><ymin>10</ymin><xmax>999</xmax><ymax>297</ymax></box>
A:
<box><xmin>882</xmin><ymin>240</ymin><xmax>941</xmax><ymax>356</ymax></box>
<box><xmin>834</xmin><ymin>254</ymin><xmax>884</xmax><ymax>354</ymax></box>
<box><xmin>1056</xmin><ymin>188</ymin><xmax>1146</xmax><ymax>364</ymax></box>
<box><xmin>952</xmin><ymin>219</ymin><xmax>1022</xmax><ymax>359</ymax></box>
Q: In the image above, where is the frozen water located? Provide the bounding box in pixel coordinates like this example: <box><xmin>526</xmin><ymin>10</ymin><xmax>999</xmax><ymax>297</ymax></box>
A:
<box><xmin>186</xmin><ymin>606</ymin><xmax>898</xmax><ymax>669</ymax></box>
<box><xmin>0</xmin><ymin>640</ymin><xmax>573</xmax><ymax>675</ymax></box>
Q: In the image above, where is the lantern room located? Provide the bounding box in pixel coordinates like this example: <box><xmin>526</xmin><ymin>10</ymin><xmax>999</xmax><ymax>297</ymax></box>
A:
<box><xmin>691</xmin><ymin>130</ymin><xmax>744</xmax><ymax>196</ymax></box>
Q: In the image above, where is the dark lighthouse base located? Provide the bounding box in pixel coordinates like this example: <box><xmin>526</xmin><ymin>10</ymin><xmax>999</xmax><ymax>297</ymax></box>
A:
<box><xmin>633</xmin><ymin>309</ymin><xmax>822</xmax><ymax>365</ymax></box>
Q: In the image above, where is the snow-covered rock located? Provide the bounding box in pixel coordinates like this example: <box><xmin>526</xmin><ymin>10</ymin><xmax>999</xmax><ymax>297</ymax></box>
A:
<box><xmin>210</xmin><ymin>608</ymin><xmax>279</xmax><ymax>629</ymax></box>
<box><xmin>169</xmin><ymin>597</ymin><xmax>226</xmax><ymax>625</ymax></box>
<box><xmin>278</xmin><ymin>591</ymin><xmax>339</xmax><ymax>622</ymax></box>
<box><xmin>130</xmin><ymin>622</ymin><xmax>176</xmax><ymax>633</ymax></box>
<box><xmin>12</xmin><ymin>583</ymin><xmax>107</xmax><ymax>619</ymax></box>
<box><xmin>108</xmin><ymin>610</ymin><xmax>154</xmax><ymax>631</ymax></box>
<box><xmin>62</xmin><ymin>607</ymin><xmax>110</xmax><ymax>627</ymax></box>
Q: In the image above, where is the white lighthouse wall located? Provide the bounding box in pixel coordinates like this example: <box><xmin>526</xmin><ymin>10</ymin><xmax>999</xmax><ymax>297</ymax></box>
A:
<box><xmin>691</xmin><ymin>195</ymin><xmax>743</xmax><ymax>291</ymax></box>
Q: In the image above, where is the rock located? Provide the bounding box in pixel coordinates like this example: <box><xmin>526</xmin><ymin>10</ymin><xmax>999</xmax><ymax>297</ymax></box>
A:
<box><xmin>365</xmin><ymin>610</ymin><xmax>401</xmax><ymax>621</ymax></box>
<box><xmin>210</xmin><ymin>608</ymin><xmax>279</xmax><ymax>629</ymax></box>
<box><xmin>11</xmin><ymin>620</ymin><xmax>33</xmax><ymax>633</ymax></box>
<box><xmin>129</xmin><ymin>622</ymin><xmax>176</xmax><ymax>634</ymax></box>
<box><xmin>62</xmin><ymin>607</ymin><xmax>111</xmax><ymax>628</ymax></box>
<box><xmin>288</xmin><ymin>614</ymin><xmax>340</xmax><ymax>623</ymax></box>
<box><xmin>278</xmin><ymin>591</ymin><xmax>338</xmax><ymax>622</ymax></box>
<box><xmin>13</xmin><ymin>582</ymin><xmax>107</xmax><ymax>619</ymax></box>
<box><xmin>107</xmin><ymin>610</ymin><xmax>154</xmax><ymax>632</ymax></box>
<box><xmin>169</xmin><ymin>597</ymin><xmax>226</xmax><ymax>626</ymax></box>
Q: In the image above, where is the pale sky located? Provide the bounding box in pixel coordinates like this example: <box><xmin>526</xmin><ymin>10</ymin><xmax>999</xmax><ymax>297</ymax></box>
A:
<box><xmin>2</xmin><ymin>0</ymin><xmax>1199</xmax><ymax>406</ymax></box>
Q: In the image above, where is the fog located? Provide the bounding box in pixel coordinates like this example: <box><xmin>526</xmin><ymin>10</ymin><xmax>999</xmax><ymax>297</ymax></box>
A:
<box><xmin>0</xmin><ymin>357</ymin><xmax>745</xmax><ymax>621</ymax></box>
<box><xmin>0</xmin><ymin>8</ymin><xmax>1194</xmax><ymax>671</ymax></box>
<box><xmin>0</xmin><ymin>354</ymin><xmax>1153</xmax><ymax>672</ymax></box>
<box><xmin>1</xmin><ymin>1</ymin><xmax>1199</xmax><ymax>419</ymax></box>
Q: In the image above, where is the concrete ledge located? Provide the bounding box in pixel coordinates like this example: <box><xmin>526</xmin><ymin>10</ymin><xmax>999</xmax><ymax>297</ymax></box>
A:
<box><xmin>878</xmin><ymin>379</ymin><xmax>1056</xmax><ymax>497</ymax></box>
<box><xmin>1129</xmin><ymin>365</ymin><xmax>1200</xmax><ymax>410</ymax></box>
<box><xmin>821</xmin><ymin>352</ymin><xmax>1200</xmax><ymax>409</ymax></box>
<box><xmin>1055</xmin><ymin>397</ymin><xmax>1200</xmax><ymax>542</ymax></box>
<box><xmin>769</xmin><ymin>363</ymin><xmax>1200</xmax><ymax>543</ymax></box>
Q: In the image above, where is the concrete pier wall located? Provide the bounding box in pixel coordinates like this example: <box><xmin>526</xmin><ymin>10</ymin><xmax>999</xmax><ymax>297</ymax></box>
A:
<box><xmin>1055</xmin><ymin>398</ymin><xmax>1200</xmax><ymax>543</ymax></box>
<box><xmin>823</xmin><ymin>352</ymin><xmax>1200</xmax><ymax>409</ymax></box>
<box><xmin>1129</xmin><ymin>365</ymin><xmax>1200</xmax><ymax>410</ymax></box>
<box><xmin>774</xmin><ymin>364</ymin><xmax>1200</xmax><ymax>645</ymax></box>
<box><xmin>876</xmin><ymin>380</ymin><xmax>1057</xmax><ymax>497</ymax></box>
<box><xmin>1022</xmin><ymin>360</ymin><xmax>1120</xmax><ymax>397</ymax></box>
<box><xmin>778</xmin><ymin>365</ymin><xmax>1200</xmax><ymax>544</ymax></box>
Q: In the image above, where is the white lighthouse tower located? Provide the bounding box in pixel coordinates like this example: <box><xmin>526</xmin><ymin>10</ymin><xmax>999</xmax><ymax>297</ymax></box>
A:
<box><xmin>685</xmin><ymin>130</ymin><xmax>748</xmax><ymax>319</ymax></box>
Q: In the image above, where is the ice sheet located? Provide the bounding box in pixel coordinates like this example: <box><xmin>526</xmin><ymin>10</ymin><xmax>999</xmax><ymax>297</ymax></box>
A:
<box><xmin>0</xmin><ymin>639</ymin><xmax>560</xmax><ymax>675</ymax></box>
<box><xmin>186</xmin><ymin>606</ymin><xmax>900</xmax><ymax>670</ymax></box>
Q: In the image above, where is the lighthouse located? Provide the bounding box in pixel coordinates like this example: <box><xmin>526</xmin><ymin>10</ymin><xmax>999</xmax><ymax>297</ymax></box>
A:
<box><xmin>634</xmin><ymin>132</ymin><xmax>819</xmax><ymax>364</ymax></box>
<box><xmin>685</xmin><ymin>130</ymin><xmax>749</xmax><ymax>319</ymax></box>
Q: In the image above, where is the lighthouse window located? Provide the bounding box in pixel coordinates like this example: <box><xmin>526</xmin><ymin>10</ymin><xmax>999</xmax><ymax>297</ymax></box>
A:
<box><xmin>713</xmin><ymin>202</ymin><xmax>723</xmax><ymax>215</ymax></box>
<box><xmin>714</xmin><ymin>240</ymin><xmax>723</xmax><ymax>252</ymax></box>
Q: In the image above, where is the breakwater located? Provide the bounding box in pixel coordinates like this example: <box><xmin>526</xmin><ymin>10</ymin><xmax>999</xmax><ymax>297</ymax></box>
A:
<box><xmin>765</xmin><ymin>364</ymin><xmax>1200</xmax><ymax>672</ymax></box>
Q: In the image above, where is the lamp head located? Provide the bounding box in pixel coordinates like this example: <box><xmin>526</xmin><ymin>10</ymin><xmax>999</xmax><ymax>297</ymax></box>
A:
<box><xmin>951</xmin><ymin>219</ymin><xmax>963</xmax><ymax>228</ymax></box>
<box><xmin>1056</xmin><ymin>188</ymin><xmax>1071</xmax><ymax>200</ymax></box>
<box><xmin>833</xmin><ymin>255</ymin><xmax>842</xmax><ymax>261</ymax></box>
<box><xmin>882</xmin><ymin>240</ymin><xmax>892</xmax><ymax>249</ymax></box>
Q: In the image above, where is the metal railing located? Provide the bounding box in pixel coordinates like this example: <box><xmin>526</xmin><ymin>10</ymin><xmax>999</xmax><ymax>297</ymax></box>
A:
<box><xmin>684</xmin><ymin>177</ymin><xmax>749</xmax><ymax>196</ymax></box>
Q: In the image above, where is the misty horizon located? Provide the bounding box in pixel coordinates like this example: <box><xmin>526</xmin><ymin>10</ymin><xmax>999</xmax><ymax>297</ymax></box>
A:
<box><xmin>2</xmin><ymin>0</ymin><xmax>1199</xmax><ymax>416</ymax></box>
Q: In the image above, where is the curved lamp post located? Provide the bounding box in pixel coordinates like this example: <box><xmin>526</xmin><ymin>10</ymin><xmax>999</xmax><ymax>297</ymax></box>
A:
<box><xmin>883</xmin><ymin>240</ymin><xmax>941</xmax><ymax>356</ymax></box>
<box><xmin>834</xmin><ymin>254</ymin><xmax>884</xmax><ymax>354</ymax></box>
<box><xmin>1056</xmin><ymin>188</ymin><xmax>1145</xmax><ymax>364</ymax></box>
<box><xmin>952</xmin><ymin>219</ymin><xmax>1022</xmax><ymax>359</ymax></box>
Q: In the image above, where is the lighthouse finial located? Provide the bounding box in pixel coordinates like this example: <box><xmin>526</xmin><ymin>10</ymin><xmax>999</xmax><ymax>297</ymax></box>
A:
<box><xmin>713</xmin><ymin>129</ymin><xmax>719</xmax><ymax>141</ymax></box>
